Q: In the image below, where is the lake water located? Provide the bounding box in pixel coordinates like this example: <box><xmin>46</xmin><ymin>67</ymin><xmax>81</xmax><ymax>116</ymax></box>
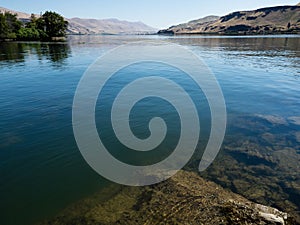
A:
<box><xmin>0</xmin><ymin>35</ymin><xmax>300</xmax><ymax>225</ymax></box>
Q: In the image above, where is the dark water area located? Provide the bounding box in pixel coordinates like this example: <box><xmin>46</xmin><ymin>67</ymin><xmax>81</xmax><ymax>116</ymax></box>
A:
<box><xmin>0</xmin><ymin>35</ymin><xmax>299</xmax><ymax>224</ymax></box>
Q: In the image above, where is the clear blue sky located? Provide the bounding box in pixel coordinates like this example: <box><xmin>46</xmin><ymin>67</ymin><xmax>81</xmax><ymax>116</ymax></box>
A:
<box><xmin>1</xmin><ymin>0</ymin><xmax>299</xmax><ymax>28</ymax></box>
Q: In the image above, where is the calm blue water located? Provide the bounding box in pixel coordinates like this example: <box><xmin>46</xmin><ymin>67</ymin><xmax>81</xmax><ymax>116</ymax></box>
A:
<box><xmin>0</xmin><ymin>35</ymin><xmax>300</xmax><ymax>225</ymax></box>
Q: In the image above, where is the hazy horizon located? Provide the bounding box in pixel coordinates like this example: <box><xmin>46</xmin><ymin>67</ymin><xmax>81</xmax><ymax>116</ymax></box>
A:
<box><xmin>1</xmin><ymin>0</ymin><xmax>299</xmax><ymax>29</ymax></box>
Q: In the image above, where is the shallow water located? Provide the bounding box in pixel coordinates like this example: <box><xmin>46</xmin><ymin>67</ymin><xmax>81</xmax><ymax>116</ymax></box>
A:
<box><xmin>0</xmin><ymin>35</ymin><xmax>299</xmax><ymax>225</ymax></box>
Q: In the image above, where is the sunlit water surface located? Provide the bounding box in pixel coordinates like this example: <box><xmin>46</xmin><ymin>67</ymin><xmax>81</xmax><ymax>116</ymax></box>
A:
<box><xmin>0</xmin><ymin>35</ymin><xmax>299</xmax><ymax>225</ymax></box>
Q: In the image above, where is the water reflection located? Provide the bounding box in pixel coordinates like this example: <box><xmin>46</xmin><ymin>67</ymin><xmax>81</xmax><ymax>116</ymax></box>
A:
<box><xmin>0</xmin><ymin>42</ymin><xmax>71</xmax><ymax>66</ymax></box>
<box><xmin>0</xmin><ymin>42</ymin><xmax>25</xmax><ymax>63</ymax></box>
<box><xmin>0</xmin><ymin>35</ymin><xmax>300</xmax><ymax>224</ymax></box>
<box><xmin>165</xmin><ymin>36</ymin><xmax>300</xmax><ymax>75</ymax></box>
<box><xmin>160</xmin><ymin>35</ymin><xmax>300</xmax><ymax>52</ymax></box>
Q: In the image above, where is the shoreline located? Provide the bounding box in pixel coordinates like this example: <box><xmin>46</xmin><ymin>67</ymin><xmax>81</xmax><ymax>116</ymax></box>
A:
<box><xmin>157</xmin><ymin>32</ymin><xmax>300</xmax><ymax>36</ymax></box>
<box><xmin>1</xmin><ymin>33</ymin><xmax>300</xmax><ymax>44</ymax></box>
<box><xmin>37</xmin><ymin>170</ymin><xmax>295</xmax><ymax>225</ymax></box>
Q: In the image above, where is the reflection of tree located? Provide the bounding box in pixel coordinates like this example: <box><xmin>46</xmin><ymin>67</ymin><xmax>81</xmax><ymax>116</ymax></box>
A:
<box><xmin>0</xmin><ymin>42</ymin><xmax>25</xmax><ymax>63</ymax></box>
<box><xmin>44</xmin><ymin>44</ymin><xmax>71</xmax><ymax>63</ymax></box>
<box><xmin>0</xmin><ymin>42</ymin><xmax>71</xmax><ymax>66</ymax></box>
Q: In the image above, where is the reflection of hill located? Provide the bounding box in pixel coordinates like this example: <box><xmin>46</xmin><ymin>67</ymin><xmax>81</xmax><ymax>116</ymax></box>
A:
<box><xmin>160</xmin><ymin>36</ymin><xmax>299</xmax><ymax>76</ymax></box>
<box><xmin>0</xmin><ymin>43</ymin><xmax>71</xmax><ymax>66</ymax></box>
<box><xmin>159</xmin><ymin>36</ymin><xmax>299</xmax><ymax>57</ymax></box>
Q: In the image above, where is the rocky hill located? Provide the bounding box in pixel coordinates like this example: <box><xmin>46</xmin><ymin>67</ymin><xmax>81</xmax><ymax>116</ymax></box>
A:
<box><xmin>0</xmin><ymin>7</ymin><xmax>156</xmax><ymax>35</ymax></box>
<box><xmin>158</xmin><ymin>15</ymin><xmax>219</xmax><ymax>35</ymax></box>
<box><xmin>158</xmin><ymin>3</ymin><xmax>300</xmax><ymax>35</ymax></box>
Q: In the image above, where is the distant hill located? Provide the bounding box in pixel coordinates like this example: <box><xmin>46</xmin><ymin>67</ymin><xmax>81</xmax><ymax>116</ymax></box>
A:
<box><xmin>158</xmin><ymin>16</ymin><xmax>219</xmax><ymax>34</ymax></box>
<box><xmin>0</xmin><ymin>6</ymin><xmax>39</xmax><ymax>23</ymax></box>
<box><xmin>0</xmin><ymin>6</ymin><xmax>157</xmax><ymax>35</ymax></box>
<box><xmin>158</xmin><ymin>4</ymin><xmax>300</xmax><ymax>35</ymax></box>
<box><xmin>66</xmin><ymin>17</ymin><xmax>156</xmax><ymax>34</ymax></box>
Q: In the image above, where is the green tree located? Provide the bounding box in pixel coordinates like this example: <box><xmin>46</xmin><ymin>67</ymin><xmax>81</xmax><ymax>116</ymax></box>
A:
<box><xmin>5</xmin><ymin>12</ymin><xmax>21</xmax><ymax>32</ymax></box>
<box><xmin>26</xmin><ymin>14</ymin><xmax>37</xmax><ymax>29</ymax></box>
<box><xmin>36</xmin><ymin>11</ymin><xmax>68</xmax><ymax>38</ymax></box>
<box><xmin>0</xmin><ymin>10</ymin><xmax>68</xmax><ymax>41</ymax></box>
<box><xmin>0</xmin><ymin>11</ymin><xmax>21</xmax><ymax>39</ymax></box>
<box><xmin>0</xmin><ymin>13</ymin><xmax>9</xmax><ymax>39</ymax></box>
<box><xmin>17</xmin><ymin>27</ymin><xmax>40</xmax><ymax>40</ymax></box>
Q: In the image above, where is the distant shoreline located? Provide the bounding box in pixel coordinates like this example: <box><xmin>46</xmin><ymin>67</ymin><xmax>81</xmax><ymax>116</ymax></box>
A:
<box><xmin>157</xmin><ymin>31</ymin><xmax>300</xmax><ymax>36</ymax></box>
<box><xmin>1</xmin><ymin>33</ymin><xmax>300</xmax><ymax>45</ymax></box>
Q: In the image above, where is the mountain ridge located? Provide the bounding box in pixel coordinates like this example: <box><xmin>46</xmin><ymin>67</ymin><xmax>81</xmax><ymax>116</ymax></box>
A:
<box><xmin>159</xmin><ymin>4</ymin><xmax>300</xmax><ymax>35</ymax></box>
<box><xmin>0</xmin><ymin>6</ymin><xmax>157</xmax><ymax>35</ymax></box>
<box><xmin>66</xmin><ymin>17</ymin><xmax>156</xmax><ymax>34</ymax></box>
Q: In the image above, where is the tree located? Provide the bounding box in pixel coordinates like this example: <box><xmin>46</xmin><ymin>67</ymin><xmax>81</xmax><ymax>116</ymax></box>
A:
<box><xmin>0</xmin><ymin>11</ymin><xmax>21</xmax><ymax>39</ymax></box>
<box><xmin>17</xmin><ymin>27</ymin><xmax>40</xmax><ymax>40</ymax></box>
<box><xmin>26</xmin><ymin>14</ymin><xmax>37</xmax><ymax>29</ymax></box>
<box><xmin>36</xmin><ymin>11</ymin><xmax>68</xmax><ymax>38</ymax></box>
<box><xmin>5</xmin><ymin>12</ymin><xmax>22</xmax><ymax>32</ymax></box>
<box><xmin>0</xmin><ymin>10</ymin><xmax>68</xmax><ymax>41</ymax></box>
<box><xmin>0</xmin><ymin>13</ymin><xmax>9</xmax><ymax>39</ymax></box>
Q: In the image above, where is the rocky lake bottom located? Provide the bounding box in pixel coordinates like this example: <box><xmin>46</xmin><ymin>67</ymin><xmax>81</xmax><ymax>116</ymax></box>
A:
<box><xmin>37</xmin><ymin>113</ymin><xmax>300</xmax><ymax>224</ymax></box>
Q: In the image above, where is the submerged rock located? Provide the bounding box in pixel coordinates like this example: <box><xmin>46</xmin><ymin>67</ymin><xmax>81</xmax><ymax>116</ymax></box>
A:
<box><xmin>256</xmin><ymin>114</ymin><xmax>288</xmax><ymax>126</ymax></box>
<box><xmin>200</xmin><ymin>113</ymin><xmax>300</xmax><ymax>224</ymax></box>
<box><xmin>38</xmin><ymin>170</ymin><xmax>295</xmax><ymax>225</ymax></box>
<box><xmin>256</xmin><ymin>203</ymin><xmax>287</xmax><ymax>225</ymax></box>
<box><xmin>288</xmin><ymin>116</ymin><xmax>300</xmax><ymax>126</ymax></box>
